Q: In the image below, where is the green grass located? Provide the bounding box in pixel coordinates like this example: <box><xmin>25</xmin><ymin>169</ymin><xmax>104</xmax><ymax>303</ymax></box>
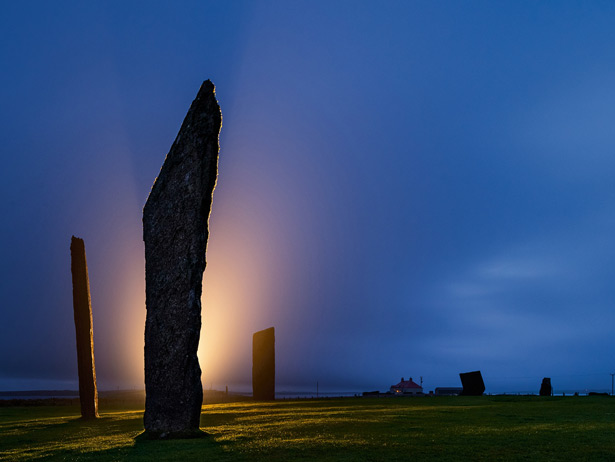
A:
<box><xmin>2</xmin><ymin>396</ymin><xmax>615</xmax><ymax>461</ymax></box>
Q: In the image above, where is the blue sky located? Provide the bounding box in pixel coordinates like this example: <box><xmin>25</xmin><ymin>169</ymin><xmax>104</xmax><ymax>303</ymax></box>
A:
<box><xmin>2</xmin><ymin>1</ymin><xmax>615</xmax><ymax>394</ymax></box>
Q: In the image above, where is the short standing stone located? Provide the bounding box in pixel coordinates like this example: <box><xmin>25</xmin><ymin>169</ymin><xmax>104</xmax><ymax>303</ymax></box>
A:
<box><xmin>143</xmin><ymin>80</ymin><xmax>222</xmax><ymax>437</ymax></box>
<box><xmin>540</xmin><ymin>377</ymin><xmax>552</xmax><ymax>396</ymax></box>
<box><xmin>252</xmin><ymin>327</ymin><xmax>275</xmax><ymax>401</ymax></box>
<box><xmin>70</xmin><ymin>236</ymin><xmax>99</xmax><ymax>419</ymax></box>
<box><xmin>459</xmin><ymin>370</ymin><xmax>485</xmax><ymax>396</ymax></box>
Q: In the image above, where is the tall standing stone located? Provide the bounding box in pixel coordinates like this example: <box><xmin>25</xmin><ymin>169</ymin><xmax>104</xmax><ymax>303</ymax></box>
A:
<box><xmin>143</xmin><ymin>80</ymin><xmax>221</xmax><ymax>437</ymax></box>
<box><xmin>252</xmin><ymin>327</ymin><xmax>275</xmax><ymax>401</ymax></box>
<box><xmin>70</xmin><ymin>236</ymin><xmax>99</xmax><ymax>420</ymax></box>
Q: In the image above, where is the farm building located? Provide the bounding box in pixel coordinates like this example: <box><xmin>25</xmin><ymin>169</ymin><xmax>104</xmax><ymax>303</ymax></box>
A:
<box><xmin>434</xmin><ymin>387</ymin><xmax>463</xmax><ymax>396</ymax></box>
<box><xmin>390</xmin><ymin>377</ymin><xmax>423</xmax><ymax>395</ymax></box>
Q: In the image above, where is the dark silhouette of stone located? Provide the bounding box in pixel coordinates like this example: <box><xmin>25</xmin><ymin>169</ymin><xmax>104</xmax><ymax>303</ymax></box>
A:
<box><xmin>459</xmin><ymin>370</ymin><xmax>485</xmax><ymax>396</ymax></box>
<box><xmin>70</xmin><ymin>236</ymin><xmax>99</xmax><ymax>419</ymax></box>
<box><xmin>143</xmin><ymin>80</ymin><xmax>221</xmax><ymax>438</ymax></box>
<box><xmin>252</xmin><ymin>327</ymin><xmax>275</xmax><ymax>400</ymax></box>
<box><xmin>540</xmin><ymin>377</ymin><xmax>552</xmax><ymax>396</ymax></box>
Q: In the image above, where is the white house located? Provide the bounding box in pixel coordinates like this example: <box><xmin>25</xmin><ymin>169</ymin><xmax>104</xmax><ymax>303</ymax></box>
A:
<box><xmin>390</xmin><ymin>377</ymin><xmax>423</xmax><ymax>395</ymax></box>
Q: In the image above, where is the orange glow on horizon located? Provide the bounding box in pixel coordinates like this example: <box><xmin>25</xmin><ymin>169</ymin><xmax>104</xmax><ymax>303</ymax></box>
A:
<box><xmin>198</xmin><ymin>207</ymin><xmax>284</xmax><ymax>387</ymax></box>
<box><xmin>98</xmin><ymin>155</ymin><xmax>293</xmax><ymax>391</ymax></box>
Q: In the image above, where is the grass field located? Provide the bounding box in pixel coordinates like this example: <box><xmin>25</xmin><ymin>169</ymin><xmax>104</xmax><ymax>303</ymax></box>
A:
<box><xmin>2</xmin><ymin>396</ymin><xmax>615</xmax><ymax>461</ymax></box>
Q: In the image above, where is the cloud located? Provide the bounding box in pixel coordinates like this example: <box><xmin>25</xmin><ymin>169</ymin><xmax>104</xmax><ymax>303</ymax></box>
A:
<box><xmin>423</xmin><ymin>209</ymin><xmax>615</xmax><ymax>380</ymax></box>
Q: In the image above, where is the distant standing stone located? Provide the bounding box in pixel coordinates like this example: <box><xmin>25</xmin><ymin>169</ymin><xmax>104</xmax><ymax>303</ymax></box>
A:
<box><xmin>253</xmin><ymin>327</ymin><xmax>275</xmax><ymax>401</ymax></box>
<box><xmin>459</xmin><ymin>370</ymin><xmax>485</xmax><ymax>396</ymax></box>
<box><xmin>540</xmin><ymin>377</ymin><xmax>552</xmax><ymax>396</ymax></box>
<box><xmin>70</xmin><ymin>236</ymin><xmax>99</xmax><ymax>420</ymax></box>
<box><xmin>143</xmin><ymin>80</ymin><xmax>222</xmax><ymax>438</ymax></box>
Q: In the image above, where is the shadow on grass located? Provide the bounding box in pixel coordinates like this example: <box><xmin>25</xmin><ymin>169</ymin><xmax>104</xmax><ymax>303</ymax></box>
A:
<box><xmin>66</xmin><ymin>429</ymin><xmax>248</xmax><ymax>462</ymax></box>
<box><xmin>3</xmin><ymin>413</ymin><xmax>250</xmax><ymax>462</ymax></box>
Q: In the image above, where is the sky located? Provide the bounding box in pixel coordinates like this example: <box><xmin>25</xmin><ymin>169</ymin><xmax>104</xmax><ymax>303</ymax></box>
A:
<box><xmin>2</xmin><ymin>1</ymin><xmax>615</xmax><ymax>395</ymax></box>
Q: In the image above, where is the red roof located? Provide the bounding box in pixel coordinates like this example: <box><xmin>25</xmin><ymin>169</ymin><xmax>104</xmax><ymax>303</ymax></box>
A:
<box><xmin>392</xmin><ymin>379</ymin><xmax>422</xmax><ymax>389</ymax></box>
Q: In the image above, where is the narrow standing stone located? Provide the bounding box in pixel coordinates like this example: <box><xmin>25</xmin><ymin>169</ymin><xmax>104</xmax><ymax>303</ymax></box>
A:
<box><xmin>540</xmin><ymin>377</ymin><xmax>552</xmax><ymax>396</ymax></box>
<box><xmin>143</xmin><ymin>80</ymin><xmax>221</xmax><ymax>438</ymax></box>
<box><xmin>252</xmin><ymin>327</ymin><xmax>275</xmax><ymax>401</ymax></box>
<box><xmin>70</xmin><ymin>236</ymin><xmax>99</xmax><ymax>419</ymax></box>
